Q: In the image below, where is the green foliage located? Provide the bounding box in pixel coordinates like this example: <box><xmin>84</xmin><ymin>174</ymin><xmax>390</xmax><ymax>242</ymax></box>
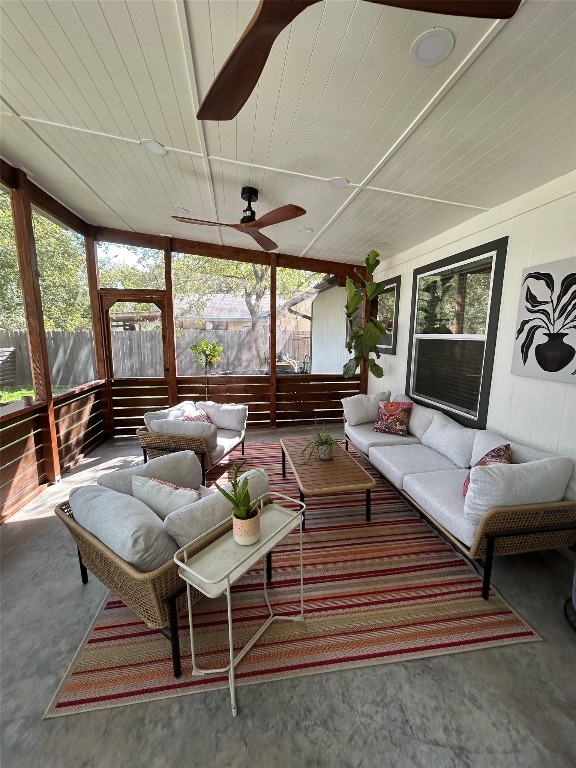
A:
<box><xmin>343</xmin><ymin>250</ymin><xmax>387</xmax><ymax>378</ymax></box>
<box><xmin>417</xmin><ymin>275</ymin><xmax>454</xmax><ymax>334</ymax></box>
<box><xmin>302</xmin><ymin>423</ymin><xmax>337</xmax><ymax>463</ymax></box>
<box><xmin>214</xmin><ymin>462</ymin><xmax>257</xmax><ymax>519</ymax></box>
<box><xmin>190</xmin><ymin>337</ymin><xmax>223</xmax><ymax>372</ymax></box>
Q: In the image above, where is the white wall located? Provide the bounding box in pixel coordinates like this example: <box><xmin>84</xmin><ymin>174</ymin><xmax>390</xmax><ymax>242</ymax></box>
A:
<box><xmin>371</xmin><ymin>172</ymin><xmax>576</xmax><ymax>495</ymax></box>
<box><xmin>311</xmin><ymin>287</ymin><xmax>349</xmax><ymax>374</ymax></box>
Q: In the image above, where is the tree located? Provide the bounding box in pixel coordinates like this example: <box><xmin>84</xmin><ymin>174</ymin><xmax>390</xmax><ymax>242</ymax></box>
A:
<box><xmin>0</xmin><ymin>191</ymin><xmax>92</xmax><ymax>331</ymax></box>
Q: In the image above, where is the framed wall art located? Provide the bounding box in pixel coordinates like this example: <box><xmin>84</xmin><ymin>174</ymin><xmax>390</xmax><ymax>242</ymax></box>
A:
<box><xmin>511</xmin><ymin>256</ymin><xmax>576</xmax><ymax>384</ymax></box>
<box><xmin>376</xmin><ymin>275</ymin><xmax>401</xmax><ymax>355</ymax></box>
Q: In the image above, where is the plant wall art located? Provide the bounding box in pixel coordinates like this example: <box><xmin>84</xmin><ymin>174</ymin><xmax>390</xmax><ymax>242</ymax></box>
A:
<box><xmin>511</xmin><ymin>256</ymin><xmax>576</xmax><ymax>384</ymax></box>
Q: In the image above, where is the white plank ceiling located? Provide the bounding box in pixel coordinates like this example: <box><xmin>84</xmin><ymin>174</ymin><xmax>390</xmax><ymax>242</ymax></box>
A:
<box><xmin>1</xmin><ymin>0</ymin><xmax>575</xmax><ymax>265</ymax></box>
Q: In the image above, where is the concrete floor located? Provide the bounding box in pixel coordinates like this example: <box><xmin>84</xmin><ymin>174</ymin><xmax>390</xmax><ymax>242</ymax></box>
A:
<box><xmin>1</xmin><ymin>428</ymin><xmax>575</xmax><ymax>768</ymax></box>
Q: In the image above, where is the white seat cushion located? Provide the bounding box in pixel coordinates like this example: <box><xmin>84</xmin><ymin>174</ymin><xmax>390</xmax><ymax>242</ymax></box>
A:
<box><xmin>403</xmin><ymin>469</ymin><xmax>477</xmax><ymax>547</ymax></box>
<box><xmin>368</xmin><ymin>444</ymin><xmax>457</xmax><ymax>490</ymax></box>
<box><xmin>345</xmin><ymin>423</ymin><xmax>419</xmax><ymax>455</ymax></box>
<box><xmin>69</xmin><ymin>485</ymin><xmax>178</xmax><ymax>572</ymax></box>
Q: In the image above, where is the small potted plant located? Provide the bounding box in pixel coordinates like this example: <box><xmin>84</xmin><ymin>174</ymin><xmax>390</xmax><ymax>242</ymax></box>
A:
<box><xmin>215</xmin><ymin>462</ymin><xmax>261</xmax><ymax>545</ymax></box>
<box><xmin>190</xmin><ymin>337</ymin><xmax>224</xmax><ymax>401</ymax></box>
<box><xmin>302</xmin><ymin>424</ymin><xmax>337</xmax><ymax>463</ymax></box>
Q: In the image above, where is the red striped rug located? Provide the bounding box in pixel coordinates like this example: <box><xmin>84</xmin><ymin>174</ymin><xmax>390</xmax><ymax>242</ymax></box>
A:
<box><xmin>46</xmin><ymin>442</ymin><xmax>539</xmax><ymax>717</ymax></box>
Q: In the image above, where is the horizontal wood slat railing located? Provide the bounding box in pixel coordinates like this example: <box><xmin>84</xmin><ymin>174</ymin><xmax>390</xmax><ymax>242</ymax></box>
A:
<box><xmin>0</xmin><ymin>383</ymin><xmax>107</xmax><ymax>521</ymax></box>
<box><xmin>276</xmin><ymin>375</ymin><xmax>361</xmax><ymax>426</ymax></box>
<box><xmin>0</xmin><ymin>407</ymin><xmax>46</xmax><ymax>521</ymax></box>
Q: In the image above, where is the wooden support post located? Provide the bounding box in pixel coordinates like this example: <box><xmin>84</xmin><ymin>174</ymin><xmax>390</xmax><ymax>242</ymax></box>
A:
<box><xmin>85</xmin><ymin>234</ymin><xmax>113</xmax><ymax>437</ymax></box>
<box><xmin>163</xmin><ymin>238</ymin><xmax>178</xmax><ymax>406</ymax></box>
<box><xmin>10</xmin><ymin>171</ymin><xmax>61</xmax><ymax>482</ymax></box>
<box><xmin>269</xmin><ymin>255</ymin><xmax>277</xmax><ymax>427</ymax></box>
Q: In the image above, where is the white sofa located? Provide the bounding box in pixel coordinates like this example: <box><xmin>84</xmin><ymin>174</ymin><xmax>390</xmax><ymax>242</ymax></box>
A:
<box><xmin>343</xmin><ymin>393</ymin><xmax>576</xmax><ymax>598</ymax></box>
<box><xmin>137</xmin><ymin>400</ymin><xmax>248</xmax><ymax>482</ymax></box>
<box><xmin>55</xmin><ymin>451</ymin><xmax>268</xmax><ymax>676</ymax></box>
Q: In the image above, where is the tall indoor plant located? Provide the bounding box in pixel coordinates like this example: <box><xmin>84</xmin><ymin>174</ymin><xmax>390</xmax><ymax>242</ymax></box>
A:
<box><xmin>343</xmin><ymin>250</ymin><xmax>389</xmax><ymax>379</ymax></box>
<box><xmin>190</xmin><ymin>337</ymin><xmax>223</xmax><ymax>400</ymax></box>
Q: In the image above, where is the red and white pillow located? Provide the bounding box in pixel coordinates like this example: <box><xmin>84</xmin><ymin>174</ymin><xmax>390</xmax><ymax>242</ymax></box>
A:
<box><xmin>462</xmin><ymin>443</ymin><xmax>511</xmax><ymax>497</ymax></box>
<box><xmin>374</xmin><ymin>400</ymin><xmax>413</xmax><ymax>436</ymax></box>
<box><xmin>180</xmin><ymin>409</ymin><xmax>211</xmax><ymax>424</ymax></box>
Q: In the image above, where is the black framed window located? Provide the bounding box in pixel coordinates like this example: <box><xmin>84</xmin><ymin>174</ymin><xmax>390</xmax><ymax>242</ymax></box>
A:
<box><xmin>376</xmin><ymin>275</ymin><xmax>401</xmax><ymax>355</ymax></box>
<box><xmin>406</xmin><ymin>238</ymin><xmax>508</xmax><ymax>427</ymax></box>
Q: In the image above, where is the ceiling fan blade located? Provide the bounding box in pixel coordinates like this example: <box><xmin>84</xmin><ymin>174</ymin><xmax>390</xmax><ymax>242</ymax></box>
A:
<box><xmin>171</xmin><ymin>215</ymin><xmax>224</xmax><ymax>227</ymax></box>
<box><xmin>197</xmin><ymin>0</ymin><xmax>321</xmax><ymax>121</ymax></box>
<box><xmin>364</xmin><ymin>0</ymin><xmax>521</xmax><ymax>19</ymax></box>
<box><xmin>249</xmin><ymin>204</ymin><xmax>307</xmax><ymax>229</ymax></box>
<box><xmin>243</xmin><ymin>228</ymin><xmax>278</xmax><ymax>252</ymax></box>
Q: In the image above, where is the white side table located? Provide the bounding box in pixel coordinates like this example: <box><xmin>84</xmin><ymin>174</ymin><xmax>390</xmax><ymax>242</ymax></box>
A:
<box><xmin>174</xmin><ymin>493</ymin><xmax>305</xmax><ymax>716</ymax></box>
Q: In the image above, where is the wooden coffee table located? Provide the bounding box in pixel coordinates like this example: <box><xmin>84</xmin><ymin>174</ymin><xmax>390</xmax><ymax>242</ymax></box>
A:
<box><xmin>280</xmin><ymin>436</ymin><xmax>376</xmax><ymax>529</ymax></box>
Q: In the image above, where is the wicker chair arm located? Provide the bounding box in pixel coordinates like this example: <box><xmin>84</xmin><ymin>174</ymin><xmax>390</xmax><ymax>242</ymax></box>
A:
<box><xmin>468</xmin><ymin>499</ymin><xmax>576</xmax><ymax>559</ymax></box>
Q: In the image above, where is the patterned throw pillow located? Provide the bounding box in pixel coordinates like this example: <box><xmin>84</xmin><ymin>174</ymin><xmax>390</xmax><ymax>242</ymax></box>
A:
<box><xmin>374</xmin><ymin>400</ymin><xmax>413</xmax><ymax>436</ymax></box>
<box><xmin>180</xmin><ymin>409</ymin><xmax>211</xmax><ymax>423</ymax></box>
<box><xmin>462</xmin><ymin>443</ymin><xmax>511</xmax><ymax>497</ymax></box>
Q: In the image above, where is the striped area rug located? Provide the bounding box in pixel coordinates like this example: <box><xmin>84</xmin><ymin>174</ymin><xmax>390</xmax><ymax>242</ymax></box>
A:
<box><xmin>45</xmin><ymin>442</ymin><xmax>539</xmax><ymax>717</ymax></box>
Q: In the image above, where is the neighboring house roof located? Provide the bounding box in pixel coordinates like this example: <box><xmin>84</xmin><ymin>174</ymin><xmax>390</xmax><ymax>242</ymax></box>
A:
<box><xmin>174</xmin><ymin>294</ymin><xmax>270</xmax><ymax>321</ymax></box>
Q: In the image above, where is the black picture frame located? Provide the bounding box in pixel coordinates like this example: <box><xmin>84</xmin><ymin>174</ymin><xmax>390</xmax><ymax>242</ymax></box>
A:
<box><xmin>376</xmin><ymin>275</ymin><xmax>401</xmax><ymax>355</ymax></box>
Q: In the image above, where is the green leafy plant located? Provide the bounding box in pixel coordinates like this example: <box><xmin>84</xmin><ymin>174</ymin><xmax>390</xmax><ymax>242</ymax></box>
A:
<box><xmin>302</xmin><ymin>424</ymin><xmax>337</xmax><ymax>463</ymax></box>
<box><xmin>190</xmin><ymin>337</ymin><xmax>223</xmax><ymax>400</ymax></box>
<box><xmin>343</xmin><ymin>250</ymin><xmax>389</xmax><ymax>379</ymax></box>
<box><xmin>418</xmin><ymin>274</ymin><xmax>454</xmax><ymax>333</ymax></box>
<box><xmin>214</xmin><ymin>462</ymin><xmax>258</xmax><ymax>519</ymax></box>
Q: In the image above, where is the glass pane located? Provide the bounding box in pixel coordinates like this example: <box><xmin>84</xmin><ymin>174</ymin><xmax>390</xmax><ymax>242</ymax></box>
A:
<box><xmin>377</xmin><ymin>287</ymin><xmax>396</xmax><ymax>348</ymax></box>
<box><xmin>416</xmin><ymin>256</ymin><xmax>493</xmax><ymax>335</ymax></box>
<box><xmin>413</xmin><ymin>338</ymin><xmax>485</xmax><ymax>416</ymax></box>
<box><xmin>172</xmin><ymin>253</ymin><xmax>270</xmax><ymax>375</ymax></box>
<box><xmin>109</xmin><ymin>302</ymin><xmax>164</xmax><ymax>377</ymax></box>
<box><xmin>31</xmin><ymin>207</ymin><xmax>96</xmax><ymax>393</ymax></box>
<box><xmin>97</xmin><ymin>242</ymin><xmax>164</xmax><ymax>289</ymax></box>
<box><xmin>0</xmin><ymin>188</ymin><xmax>34</xmax><ymax>405</ymax></box>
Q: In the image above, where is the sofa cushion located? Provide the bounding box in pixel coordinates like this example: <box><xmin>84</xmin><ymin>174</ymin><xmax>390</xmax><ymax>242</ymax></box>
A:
<box><xmin>143</xmin><ymin>401</ymin><xmax>197</xmax><ymax>430</ymax></box>
<box><xmin>374</xmin><ymin>400</ymin><xmax>413</xmax><ymax>436</ymax></box>
<box><xmin>464</xmin><ymin>457</ymin><xmax>574</xmax><ymax>526</ymax></box>
<box><xmin>368</xmin><ymin>444</ymin><xmax>457</xmax><ymax>490</ymax></box>
<box><xmin>69</xmin><ymin>485</ymin><xmax>178</xmax><ymax>572</ymax></box>
<box><xmin>463</xmin><ymin>443</ymin><xmax>511</xmax><ymax>497</ymax></box>
<box><xmin>421</xmin><ymin>412</ymin><xmax>476</xmax><ymax>469</ymax></box>
<box><xmin>407</xmin><ymin>404</ymin><xmax>437</xmax><ymax>440</ymax></box>
<box><xmin>341</xmin><ymin>391</ymin><xmax>391</xmax><ymax>426</ymax></box>
<box><xmin>403</xmin><ymin>469</ymin><xmax>478</xmax><ymax>547</ymax></box>
<box><xmin>181</xmin><ymin>410</ymin><xmax>211</xmax><ymax>423</ymax></box>
<box><xmin>345</xmin><ymin>423</ymin><xmax>419</xmax><ymax>454</ymax></box>
<box><xmin>198</xmin><ymin>402</ymin><xmax>248</xmax><ymax>432</ymax></box>
<box><xmin>131</xmin><ymin>476</ymin><xmax>201</xmax><ymax>520</ymax></box>
<box><xmin>149</xmin><ymin>418</ymin><xmax>219</xmax><ymax>450</ymax></box>
<box><xmin>97</xmin><ymin>451</ymin><xmax>203</xmax><ymax>496</ymax></box>
<box><xmin>164</xmin><ymin>468</ymin><xmax>269</xmax><ymax>547</ymax></box>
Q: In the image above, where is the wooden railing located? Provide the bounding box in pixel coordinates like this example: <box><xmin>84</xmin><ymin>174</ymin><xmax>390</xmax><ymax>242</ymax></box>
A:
<box><xmin>0</xmin><ymin>383</ymin><xmax>107</xmax><ymax>521</ymax></box>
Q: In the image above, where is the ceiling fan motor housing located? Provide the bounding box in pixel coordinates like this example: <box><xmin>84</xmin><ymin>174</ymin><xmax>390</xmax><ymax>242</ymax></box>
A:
<box><xmin>240</xmin><ymin>186</ymin><xmax>258</xmax><ymax>223</ymax></box>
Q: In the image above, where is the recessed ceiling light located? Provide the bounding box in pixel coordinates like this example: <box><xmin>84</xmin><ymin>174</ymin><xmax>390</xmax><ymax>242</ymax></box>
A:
<box><xmin>328</xmin><ymin>177</ymin><xmax>349</xmax><ymax>189</ymax></box>
<box><xmin>140</xmin><ymin>138</ymin><xmax>167</xmax><ymax>156</ymax></box>
<box><xmin>172</xmin><ymin>206</ymin><xmax>191</xmax><ymax>216</ymax></box>
<box><xmin>411</xmin><ymin>28</ymin><xmax>455</xmax><ymax>67</ymax></box>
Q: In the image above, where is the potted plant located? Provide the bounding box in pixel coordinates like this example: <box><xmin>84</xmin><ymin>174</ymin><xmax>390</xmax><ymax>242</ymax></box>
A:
<box><xmin>190</xmin><ymin>337</ymin><xmax>224</xmax><ymax>400</ymax></box>
<box><xmin>343</xmin><ymin>250</ymin><xmax>389</xmax><ymax>379</ymax></box>
<box><xmin>302</xmin><ymin>424</ymin><xmax>337</xmax><ymax>463</ymax></box>
<box><xmin>215</xmin><ymin>462</ymin><xmax>261</xmax><ymax>545</ymax></box>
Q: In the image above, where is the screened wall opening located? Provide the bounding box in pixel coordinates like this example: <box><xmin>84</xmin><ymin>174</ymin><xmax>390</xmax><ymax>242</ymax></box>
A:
<box><xmin>97</xmin><ymin>242</ymin><xmax>165</xmax><ymax>289</ymax></box>
<box><xmin>406</xmin><ymin>238</ymin><xmax>508</xmax><ymax>427</ymax></box>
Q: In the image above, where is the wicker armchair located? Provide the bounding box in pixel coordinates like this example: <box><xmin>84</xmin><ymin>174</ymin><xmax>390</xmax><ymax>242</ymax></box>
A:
<box><xmin>55</xmin><ymin>500</ymin><xmax>233</xmax><ymax>677</ymax></box>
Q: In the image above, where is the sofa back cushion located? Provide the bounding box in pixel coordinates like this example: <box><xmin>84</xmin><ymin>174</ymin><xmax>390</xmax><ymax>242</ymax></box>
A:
<box><xmin>341</xmin><ymin>391</ymin><xmax>391</xmax><ymax>426</ymax></box>
<box><xmin>143</xmin><ymin>401</ymin><xmax>197</xmax><ymax>430</ymax></box>
<box><xmin>69</xmin><ymin>485</ymin><xmax>178</xmax><ymax>572</ymax></box>
<box><xmin>97</xmin><ymin>450</ymin><xmax>203</xmax><ymax>496</ymax></box>
<box><xmin>149</xmin><ymin>418</ymin><xmax>219</xmax><ymax>450</ymax></box>
<box><xmin>421</xmin><ymin>412</ymin><xmax>476</xmax><ymax>469</ymax></box>
<box><xmin>197</xmin><ymin>402</ymin><xmax>248</xmax><ymax>433</ymax></box>
<box><xmin>132</xmin><ymin>476</ymin><xmax>201</xmax><ymax>520</ymax></box>
<box><xmin>464</xmin><ymin>457</ymin><xmax>574</xmax><ymax>526</ymax></box>
<box><xmin>407</xmin><ymin>404</ymin><xmax>436</xmax><ymax>439</ymax></box>
<box><xmin>164</xmin><ymin>468</ymin><xmax>269</xmax><ymax>547</ymax></box>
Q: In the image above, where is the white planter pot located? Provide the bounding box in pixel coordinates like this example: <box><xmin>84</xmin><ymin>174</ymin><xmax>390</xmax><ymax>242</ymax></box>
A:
<box><xmin>318</xmin><ymin>444</ymin><xmax>334</xmax><ymax>461</ymax></box>
<box><xmin>232</xmin><ymin>512</ymin><xmax>261</xmax><ymax>545</ymax></box>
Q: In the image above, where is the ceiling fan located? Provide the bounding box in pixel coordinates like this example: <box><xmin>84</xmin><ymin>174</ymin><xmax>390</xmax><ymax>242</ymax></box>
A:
<box><xmin>172</xmin><ymin>186</ymin><xmax>306</xmax><ymax>251</ymax></box>
<box><xmin>197</xmin><ymin>0</ymin><xmax>522</xmax><ymax>121</ymax></box>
